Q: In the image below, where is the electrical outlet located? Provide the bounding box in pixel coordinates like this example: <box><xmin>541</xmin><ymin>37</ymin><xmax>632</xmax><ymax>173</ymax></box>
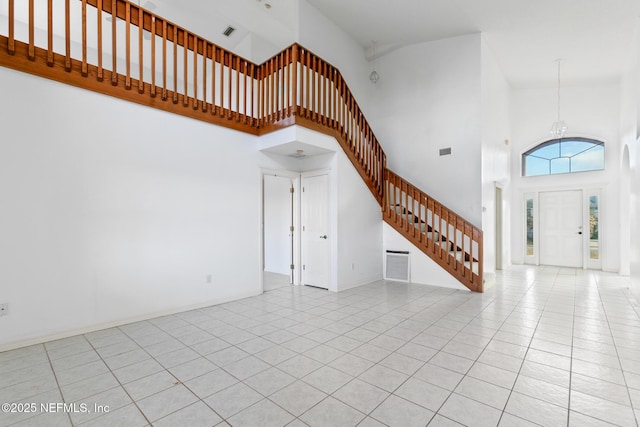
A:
<box><xmin>206</xmin><ymin>274</ymin><xmax>212</xmax><ymax>284</ymax></box>
<box><xmin>0</xmin><ymin>303</ymin><xmax>8</xmax><ymax>316</ymax></box>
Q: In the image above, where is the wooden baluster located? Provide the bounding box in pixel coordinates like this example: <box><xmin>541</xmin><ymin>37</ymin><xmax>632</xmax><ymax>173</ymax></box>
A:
<box><xmin>271</xmin><ymin>57</ymin><xmax>276</xmax><ymax>122</ymax></box>
<box><xmin>173</xmin><ymin>25</ymin><xmax>178</xmax><ymax>103</ymax></box>
<box><xmin>323</xmin><ymin>62</ymin><xmax>328</xmax><ymax>124</ymax></box>
<box><xmin>220</xmin><ymin>50</ymin><xmax>225</xmax><ymax>116</ymax></box>
<box><xmin>202</xmin><ymin>42</ymin><xmax>207</xmax><ymax>112</ymax></box>
<box><xmin>258</xmin><ymin>63</ymin><xmax>263</xmax><ymax>126</ymax></box>
<box><xmin>162</xmin><ymin>19</ymin><xmax>167</xmax><ymax>99</ymax></box>
<box><xmin>284</xmin><ymin>49</ymin><xmax>290</xmax><ymax>117</ymax></box>
<box><xmin>267</xmin><ymin>58</ymin><xmax>272</xmax><ymax>122</ymax></box>
<box><xmin>306</xmin><ymin>51</ymin><xmax>311</xmax><ymax>118</ymax></box>
<box><xmin>228</xmin><ymin>53</ymin><xmax>233</xmax><ymax>119</ymax></box>
<box><xmin>64</xmin><ymin>0</ymin><xmax>71</xmax><ymax>69</ymax></box>
<box><xmin>264</xmin><ymin>59</ymin><xmax>269</xmax><ymax>122</ymax></box>
<box><xmin>453</xmin><ymin>217</ymin><xmax>459</xmax><ymax>271</ymax></box>
<box><xmin>125</xmin><ymin>3</ymin><xmax>131</xmax><ymax>89</ymax></box>
<box><xmin>369</xmin><ymin>129</ymin><xmax>373</xmax><ymax>175</ymax></box>
<box><xmin>333</xmin><ymin>68</ymin><xmax>338</xmax><ymax>128</ymax></box>
<box><xmin>28</xmin><ymin>0</ymin><xmax>34</xmax><ymax>60</ymax></box>
<box><xmin>111</xmin><ymin>0</ymin><xmax>117</xmax><ymax>84</ymax></box>
<box><xmin>243</xmin><ymin>60</ymin><xmax>248</xmax><ymax>122</ymax></box>
<box><xmin>272</xmin><ymin>57</ymin><xmax>277</xmax><ymax>121</ymax></box>
<box><xmin>311</xmin><ymin>55</ymin><xmax>317</xmax><ymax>121</ymax></box>
<box><xmin>291</xmin><ymin>45</ymin><xmax>298</xmax><ymax>116</ymax></box>
<box><xmin>8</xmin><ymin>0</ymin><xmax>14</xmax><ymax>54</ymax></box>
<box><xmin>277</xmin><ymin>55</ymin><xmax>281</xmax><ymax>119</ymax></box>
<box><xmin>151</xmin><ymin>16</ymin><xmax>156</xmax><ymax>97</ymax></box>
<box><xmin>193</xmin><ymin>36</ymin><xmax>199</xmax><ymax>110</ymax></box>
<box><xmin>350</xmin><ymin>96</ymin><xmax>355</xmax><ymax>150</ymax></box>
<box><xmin>211</xmin><ymin>45</ymin><xmax>216</xmax><ymax>115</ymax></box>
<box><xmin>80</xmin><ymin>0</ymin><xmax>88</xmax><ymax>71</ymax></box>
<box><xmin>461</xmin><ymin>222</ymin><xmax>466</xmax><ymax>274</ymax></box>
<box><xmin>476</xmin><ymin>227</ymin><xmax>484</xmax><ymax>292</ymax></box>
<box><xmin>236</xmin><ymin>55</ymin><xmax>240</xmax><ymax>121</ymax></box>
<box><xmin>96</xmin><ymin>0</ymin><xmax>103</xmax><ymax>80</ymax></box>
<box><xmin>183</xmin><ymin>30</ymin><xmax>188</xmax><ymax>106</ymax></box>
<box><xmin>138</xmin><ymin>5</ymin><xmax>143</xmax><ymax>93</ymax></box>
<box><xmin>250</xmin><ymin>63</ymin><xmax>255</xmax><ymax>125</ymax></box>
<box><xmin>47</xmin><ymin>0</ymin><xmax>53</xmax><ymax>65</ymax></box>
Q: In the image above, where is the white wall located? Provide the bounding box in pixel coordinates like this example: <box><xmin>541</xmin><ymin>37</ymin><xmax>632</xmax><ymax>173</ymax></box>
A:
<box><xmin>510</xmin><ymin>84</ymin><xmax>622</xmax><ymax>272</ymax></box>
<box><xmin>296</xmin><ymin>0</ymin><xmax>372</xmax><ymax>115</ymax></box>
<box><xmin>620</xmin><ymin>18</ymin><xmax>640</xmax><ymax>288</ymax></box>
<box><xmin>370</xmin><ymin>34</ymin><xmax>483</xmax><ymax>227</ymax></box>
<box><xmin>480</xmin><ymin>37</ymin><xmax>512</xmax><ymax>280</ymax></box>
<box><xmin>0</xmin><ymin>68</ymin><xmax>262</xmax><ymax>350</ymax></box>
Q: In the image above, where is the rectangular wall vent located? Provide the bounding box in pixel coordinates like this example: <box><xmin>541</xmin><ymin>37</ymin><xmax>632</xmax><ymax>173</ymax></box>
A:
<box><xmin>439</xmin><ymin>147</ymin><xmax>452</xmax><ymax>156</ymax></box>
<box><xmin>385</xmin><ymin>250</ymin><xmax>410</xmax><ymax>282</ymax></box>
<box><xmin>223</xmin><ymin>26</ymin><xmax>236</xmax><ymax>37</ymax></box>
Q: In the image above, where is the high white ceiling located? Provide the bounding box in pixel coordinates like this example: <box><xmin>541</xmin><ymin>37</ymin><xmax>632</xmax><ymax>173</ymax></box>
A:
<box><xmin>147</xmin><ymin>0</ymin><xmax>639</xmax><ymax>88</ymax></box>
<box><xmin>305</xmin><ymin>0</ymin><xmax>640</xmax><ymax>88</ymax></box>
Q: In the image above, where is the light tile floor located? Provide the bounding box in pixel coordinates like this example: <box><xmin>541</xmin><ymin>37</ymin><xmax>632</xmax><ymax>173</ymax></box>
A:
<box><xmin>1</xmin><ymin>266</ymin><xmax>639</xmax><ymax>426</ymax></box>
<box><xmin>264</xmin><ymin>272</ymin><xmax>292</xmax><ymax>292</ymax></box>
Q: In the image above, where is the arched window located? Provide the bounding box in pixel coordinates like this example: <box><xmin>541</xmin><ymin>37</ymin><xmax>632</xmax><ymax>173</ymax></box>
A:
<box><xmin>522</xmin><ymin>137</ymin><xmax>605</xmax><ymax>177</ymax></box>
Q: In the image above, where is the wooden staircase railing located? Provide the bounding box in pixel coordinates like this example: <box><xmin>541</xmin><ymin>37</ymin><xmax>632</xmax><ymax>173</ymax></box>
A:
<box><xmin>385</xmin><ymin>170</ymin><xmax>483</xmax><ymax>292</ymax></box>
<box><xmin>0</xmin><ymin>0</ymin><xmax>483</xmax><ymax>291</ymax></box>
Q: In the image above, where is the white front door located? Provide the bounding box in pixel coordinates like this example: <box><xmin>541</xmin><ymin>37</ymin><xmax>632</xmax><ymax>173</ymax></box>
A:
<box><xmin>539</xmin><ymin>190</ymin><xmax>583</xmax><ymax>267</ymax></box>
<box><xmin>302</xmin><ymin>174</ymin><xmax>329</xmax><ymax>288</ymax></box>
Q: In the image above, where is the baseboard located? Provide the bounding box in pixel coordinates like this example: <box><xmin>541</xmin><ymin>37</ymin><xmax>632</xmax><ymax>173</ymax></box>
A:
<box><xmin>0</xmin><ymin>290</ymin><xmax>261</xmax><ymax>353</ymax></box>
<box><xmin>336</xmin><ymin>275</ymin><xmax>384</xmax><ymax>292</ymax></box>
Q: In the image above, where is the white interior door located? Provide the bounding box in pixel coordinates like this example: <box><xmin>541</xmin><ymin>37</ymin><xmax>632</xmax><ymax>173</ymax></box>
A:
<box><xmin>263</xmin><ymin>175</ymin><xmax>293</xmax><ymax>278</ymax></box>
<box><xmin>539</xmin><ymin>190</ymin><xmax>583</xmax><ymax>267</ymax></box>
<box><xmin>302</xmin><ymin>174</ymin><xmax>329</xmax><ymax>288</ymax></box>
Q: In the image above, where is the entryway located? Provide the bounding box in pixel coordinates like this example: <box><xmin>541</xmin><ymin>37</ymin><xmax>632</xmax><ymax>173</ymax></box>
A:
<box><xmin>263</xmin><ymin>174</ymin><xmax>295</xmax><ymax>291</ymax></box>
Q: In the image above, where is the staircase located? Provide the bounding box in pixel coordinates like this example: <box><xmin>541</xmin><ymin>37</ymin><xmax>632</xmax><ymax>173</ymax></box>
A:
<box><xmin>0</xmin><ymin>0</ymin><xmax>483</xmax><ymax>292</ymax></box>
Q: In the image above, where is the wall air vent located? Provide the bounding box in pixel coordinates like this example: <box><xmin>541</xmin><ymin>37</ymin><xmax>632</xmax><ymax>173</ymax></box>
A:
<box><xmin>384</xmin><ymin>250</ymin><xmax>410</xmax><ymax>282</ymax></box>
<box><xmin>223</xmin><ymin>26</ymin><xmax>236</xmax><ymax>37</ymax></box>
<box><xmin>439</xmin><ymin>147</ymin><xmax>452</xmax><ymax>156</ymax></box>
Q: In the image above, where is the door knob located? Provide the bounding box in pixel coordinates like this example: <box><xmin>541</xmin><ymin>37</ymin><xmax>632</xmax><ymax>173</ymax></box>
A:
<box><xmin>320</xmin><ymin>235</ymin><xmax>327</xmax><ymax>239</ymax></box>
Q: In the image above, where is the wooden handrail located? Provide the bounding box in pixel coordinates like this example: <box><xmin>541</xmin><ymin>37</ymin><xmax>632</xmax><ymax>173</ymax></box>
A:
<box><xmin>0</xmin><ymin>0</ymin><xmax>482</xmax><ymax>291</ymax></box>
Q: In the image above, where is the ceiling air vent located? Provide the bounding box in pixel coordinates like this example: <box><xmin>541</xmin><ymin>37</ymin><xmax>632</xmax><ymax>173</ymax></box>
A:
<box><xmin>223</xmin><ymin>26</ymin><xmax>236</xmax><ymax>37</ymax></box>
<box><xmin>439</xmin><ymin>147</ymin><xmax>452</xmax><ymax>156</ymax></box>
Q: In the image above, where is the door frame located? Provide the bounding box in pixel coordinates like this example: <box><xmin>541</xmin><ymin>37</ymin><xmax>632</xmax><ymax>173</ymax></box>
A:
<box><xmin>495</xmin><ymin>185</ymin><xmax>504</xmax><ymax>271</ymax></box>
<box><xmin>523</xmin><ymin>188</ymin><xmax>603</xmax><ymax>269</ymax></box>
<box><xmin>300</xmin><ymin>170</ymin><xmax>333</xmax><ymax>290</ymax></box>
<box><xmin>260</xmin><ymin>169</ymin><xmax>300</xmax><ymax>292</ymax></box>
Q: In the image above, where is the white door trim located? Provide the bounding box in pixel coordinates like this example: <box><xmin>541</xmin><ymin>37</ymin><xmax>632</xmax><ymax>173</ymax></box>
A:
<box><xmin>260</xmin><ymin>169</ymin><xmax>301</xmax><ymax>292</ymax></box>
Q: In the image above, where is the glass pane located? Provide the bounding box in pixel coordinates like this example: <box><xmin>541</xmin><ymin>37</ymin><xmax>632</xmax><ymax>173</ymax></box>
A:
<box><xmin>526</xmin><ymin>199</ymin><xmax>534</xmax><ymax>256</ymax></box>
<box><xmin>560</xmin><ymin>139</ymin><xmax>598</xmax><ymax>157</ymax></box>
<box><xmin>550</xmin><ymin>157</ymin><xmax>570</xmax><ymax>174</ymax></box>
<box><xmin>531</xmin><ymin>143</ymin><xmax>560</xmax><ymax>160</ymax></box>
<box><xmin>589</xmin><ymin>196</ymin><xmax>599</xmax><ymax>260</ymax></box>
<box><xmin>524</xmin><ymin>156</ymin><xmax>549</xmax><ymax>176</ymax></box>
<box><xmin>572</xmin><ymin>145</ymin><xmax>605</xmax><ymax>173</ymax></box>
